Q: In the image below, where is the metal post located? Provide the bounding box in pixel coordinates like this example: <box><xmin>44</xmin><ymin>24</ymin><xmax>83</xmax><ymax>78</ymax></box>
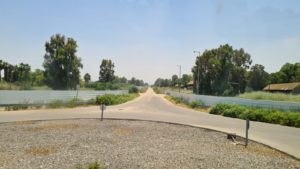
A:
<box><xmin>100</xmin><ymin>104</ymin><xmax>105</xmax><ymax>121</ymax></box>
<box><xmin>245</xmin><ymin>119</ymin><xmax>250</xmax><ymax>147</ymax></box>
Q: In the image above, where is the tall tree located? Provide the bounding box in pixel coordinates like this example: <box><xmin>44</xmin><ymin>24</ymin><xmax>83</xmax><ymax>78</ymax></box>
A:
<box><xmin>99</xmin><ymin>59</ymin><xmax>115</xmax><ymax>82</ymax></box>
<box><xmin>43</xmin><ymin>34</ymin><xmax>83</xmax><ymax>89</ymax></box>
<box><xmin>181</xmin><ymin>74</ymin><xmax>192</xmax><ymax>87</ymax></box>
<box><xmin>269</xmin><ymin>62</ymin><xmax>300</xmax><ymax>84</ymax></box>
<box><xmin>84</xmin><ymin>73</ymin><xmax>91</xmax><ymax>83</ymax></box>
<box><xmin>247</xmin><ymin>64</ymin><xmax>269</xmax><ymax>91</ymax></box>
<box><xmin>192</xmin><ymin>44</ymin><xmax>252</xmax><ymax>96</ymax></box>
<box><xmin>31</xmin><ymin>69</ymin><xmax>45</xmax><ymax>86</ymax></box>
<box><xmin>171</xmin><ymin>74</ymin><xmax>179</xmax><ymax>87</ymax></box>
<box><xmin>0</xmin><ymin>60</ymin><xmax>3</xmax><ymax>81</ymax></box>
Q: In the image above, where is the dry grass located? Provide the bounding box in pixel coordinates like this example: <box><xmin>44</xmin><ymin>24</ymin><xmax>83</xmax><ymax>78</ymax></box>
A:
<box><xmin>13</xmin><ymin>120</ymin><xmax>35</xmax><ymax>125</ymax></box>
<box><xmin>241</xmin><ymin>144</ymin><xmax>283</xmax><ymax>158</ymax></box>
<box><xmin>238</xmin><ymin>91</ymin><xmax>300</xmax><ymax>102</ymax></box>
<box><xmin>112</xmin><ymin>127</ymin><xmax>133</xmax><ymax>136</ymax></box>
<box><xmin>164</xmin><ymin>95</ymin><xmax>209</xmax><ymax>113</ymax></box>
<box><xmin>25</xmin><ymin>145</ymin><xmax>58</xmax><ymax>156</ymax></box>
<box><xmin>0</xmin><ymin>152</ymin><xmax>14</xmax><ymax>165</ymax></box>
<box><xmin>28</xmin><ymin>123</ymin><xmax>80</xmax><ymax>132</ymax></box>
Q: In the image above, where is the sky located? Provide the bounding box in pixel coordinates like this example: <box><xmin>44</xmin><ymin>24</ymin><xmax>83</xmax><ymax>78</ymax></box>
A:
<box><xmin>0</xmin><ymin>0</ymin><xmax>299</xmax><ymax>84</ymax></box>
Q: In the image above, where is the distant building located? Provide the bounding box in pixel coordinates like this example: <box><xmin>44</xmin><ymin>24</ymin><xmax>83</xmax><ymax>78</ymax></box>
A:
<box><xmin>263</xmin><ymin>82</ymin><xmax>300</xmax><ymax>94</ymax></box>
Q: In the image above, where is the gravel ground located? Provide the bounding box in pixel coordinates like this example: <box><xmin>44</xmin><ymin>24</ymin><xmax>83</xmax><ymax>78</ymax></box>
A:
<box><xmin>0</xmin><ymin>119</ymin><xmax>299</xmax><ymax>169</ymax></box>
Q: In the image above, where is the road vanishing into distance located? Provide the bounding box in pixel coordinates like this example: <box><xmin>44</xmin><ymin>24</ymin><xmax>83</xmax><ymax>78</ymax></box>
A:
<box><xmin>1</xmin><ymin>88</ymin><xmax>300</xmax><ymax>159</ymax></box>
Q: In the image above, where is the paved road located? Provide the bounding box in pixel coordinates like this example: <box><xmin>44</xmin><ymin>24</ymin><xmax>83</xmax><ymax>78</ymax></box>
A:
<box><xmin>1</xmin><ymin>88</ymin><xmax>300</xmax><ymax>159</ymax></box>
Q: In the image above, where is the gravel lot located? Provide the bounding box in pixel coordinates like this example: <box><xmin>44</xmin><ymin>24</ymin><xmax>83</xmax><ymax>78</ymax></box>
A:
<box><xmin>0</xmin><ymin>119</ymin><xmax>299</xmax><ymax>169</ymax></box>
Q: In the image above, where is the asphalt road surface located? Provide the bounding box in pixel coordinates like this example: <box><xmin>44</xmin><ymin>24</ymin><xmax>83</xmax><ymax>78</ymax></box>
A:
<box><xmin>1</xmin><ymin>88</ymin><xmax>300</xmax><ymax>159</ymax></box>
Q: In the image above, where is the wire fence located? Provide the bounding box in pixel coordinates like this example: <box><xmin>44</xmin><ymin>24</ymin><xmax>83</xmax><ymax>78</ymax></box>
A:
<box><xmin>0</xmin><ymin>90</ymin><xmax>128</xmax><ymax>105</ymax></box>
<box><xmin>166</xmin><ymin>90</ymin><xmax>300</xmax><ymax>112</ymax></box>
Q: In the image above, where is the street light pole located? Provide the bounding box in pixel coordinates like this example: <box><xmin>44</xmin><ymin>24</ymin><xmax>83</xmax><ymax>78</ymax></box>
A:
<box><xmin>177</xmin><ymin>65</ymin><xmax>181</xmax><ymax>93</ymax></box>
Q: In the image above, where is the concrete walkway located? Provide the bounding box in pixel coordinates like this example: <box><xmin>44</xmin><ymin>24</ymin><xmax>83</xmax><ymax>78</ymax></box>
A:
<box><xmin>1</xmin><ymin>88</ymin><xmax>300</xmax><ymax>159</ymax></box>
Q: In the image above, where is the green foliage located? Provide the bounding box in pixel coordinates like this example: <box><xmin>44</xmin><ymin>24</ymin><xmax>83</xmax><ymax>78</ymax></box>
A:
<box><xmin>5</xmin><ymin>105</ymin><xmax>29</xmax><ymax>111</ymax></box>
<box><xmin>84</xmin><ymin>73</ymin><xmax>91</xmax><ymax>83</ymax></box>
<box><xmin>30</xmin><ymin>69</ymin><xmax>45</xmax><ymax>86</ymax></box>
<box><xmin>76</xmin><ymin>161</ymin><xmax>106</xmax><ymax>169</ymax></box>
<box><xmin>270</xmin><ymin>62</ymin><xmax>300</xmax><ymax>84</ymax></box>
<box><xmin>66</xmin><ymin>98</ymin><xmax>83</xmax><ymax>108</ymax></box>
<box><xmin>85</xmin><ymin>82</ymin><xmax>123</xmax><ymax>90</ymax></box>
<box><xmin>189</xmin><ymin>100</ymin><xmax>205</xmax><ymax>108</ymax></box>
<box><xmin>139</xmin><ymin>87</ymin><xmax>148</xmax><ymax>93</ymax></box>
<box><xmin>238</xmin><ymin>92</ymin><xmax>300</xmax><ymax>102</ymax></box>
<box><xmin>129</xmin><ymin>86</ymin><xmax>139</xmax><ymax>93</ymax></box>
<box><xmin>154</xmin><ymin>78</ymin><xmax>172</xmax><ymax>87</ymax></box>
<box><xmin>192</xmin><ymin>44</ymin><xmax>252</xmax><ymax>96</ymax></box>
<box><xmin>209</xmin><ymin>104</ymin><xmax>300</xmax><ymax>127</ymax></box>
<box><xmin>171</xmin><ymin>74</ymin><xmax>179</xmax><ymax>87</ymax></box>
<box><xmin>247</xmin><ymin>64</ymin><xmax>269</xmax><ymax>91</ymax></box>
<box><xmin>99</xmin><ymin>59</ymin><xmax>115</xmax><ymax>83</ymax></box>
<box><xmin>96</xmin><ymin>94</ymin><xmax>139</xmax><ymax>105</ymax></box>
<box><xmin>128</xmin><ymin>77</ymin><xmax>145</xmax><ymax>86</ymax></box>
<box><xmin>47</xmin><ymin>100</ymin><xmax>64</xmax><ymax>108</ymax></box>
<box><xmin>181</xmin><ymin>74</ymin><xmax>192</xmax><ymax>87</ymax></box>
<box><xmin>153</xmin><ymin>87</ymin><xmax>162</xmax><ymax>94</ymax></box>
<box><xmin>43</xmin><ymin>34</ymin><xmax>83</xmax><ymax>90</ymax></box>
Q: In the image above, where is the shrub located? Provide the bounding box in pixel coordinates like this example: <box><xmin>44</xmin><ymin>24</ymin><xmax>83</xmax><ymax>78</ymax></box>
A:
<box><xmin>139</xmin><ymin>87</ymin><xmax>148</xmax><ymax>93</ymax></box>
<box><xmin>67</xmin><ymin>98</ymin><xmax>83</xmax><ymax>108</ymax></box>
<box><xmin>96</xmin><ymin>94</ymin><xmax>138</xmax><ymax>106</ymax></box>
<box><xmin>129</xmin><ymin>86</ymin><xmax>139</xmax><ymax>93</ymax></box>
<box><xmin>47</xmin><ymin>100</ymin><xmax>64</xmax><ymax>108</ymax></box>
<box><xmin>189</xmin><ymin>100</ymin><xmax>205</xmax><ymax>108</ymax></box>
<box><xmin>209</xmin><ymin>104</ymin><xmax>300</xmax><ymax>128</ymax></box>
<box><xmin>76</xmin><ymin>161</ymin><xmax>106</xmax><ymax>169</ymax></box>
<box><xmin>153</xmin><ymin>87</ymin><xmax>162</xmax><ymax>94</ymax></box>
<box><xmin>238</xmin><ymin>91</ymin><xmax>300</xmax><ymax>103</ymax></box>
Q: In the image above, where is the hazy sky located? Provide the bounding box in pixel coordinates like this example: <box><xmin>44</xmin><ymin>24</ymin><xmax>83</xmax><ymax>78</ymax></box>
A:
<box><xmin>0</xmin><ymin>0</ymin><xmax>299</xmax><ymax>84</ymax></box>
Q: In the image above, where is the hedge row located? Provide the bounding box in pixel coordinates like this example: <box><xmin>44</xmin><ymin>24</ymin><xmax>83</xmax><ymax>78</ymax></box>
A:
<box><xmin>210</xmin><ymin>104</ymin><xmax>300</xmax><ymax>128</ymax></box>
<box><xmin>96</xmin><ymin>94</ymin><xmax>139</xmax><ymax>106</ymax></box>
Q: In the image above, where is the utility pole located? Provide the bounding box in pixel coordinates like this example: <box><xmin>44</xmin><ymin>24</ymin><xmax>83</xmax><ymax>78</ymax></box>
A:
<box><xmin>193</xmin><ymin>51</ymin><xmax>201</xmax><ymax>94</ymax></box>
<box><xmin>177</xmin><ymin>65</ymin><xmax>181</xmax><ymax>92</ymax></box>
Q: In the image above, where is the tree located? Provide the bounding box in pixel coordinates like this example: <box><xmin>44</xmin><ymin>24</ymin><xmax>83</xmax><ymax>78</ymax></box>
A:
<box><xmin>181</xmin><ymin>74</ymin><xmax>192</xmax><ymax>87</ymax></box>
<box><xmin>99</xmin><ymin>59</ymin><xmax>115</xmax><ymax>83</ymax></box>
<box><xmin>30</xmin><ymin>69</ymin><xmax>44</xmax><ymax>86</ymax></box>
<box><xmin>84</xmin><ymin>73</ymin><xmax>91</xmax><ymax>83</ymax></box>
<box><xmin>43</xmin><ymin>34</ymin><xmax>83</xmax><ymax>90</ymax></box>
<box><xmin>0</xmin><ymin>60</ymin><xmax>3</xmax><ymax>81</ymax></box>
<box><xmin>192</xmin><ymin>44</ymin><xmax>252</xmax><ymax>96</ymax></box>
<box><xmin>171</xmin><ymin>75</ymin><xmax>179</xmax><ymax>87</ymax></box>
<box><xmin>269</xmin><ymin>62</ymin><xmax>300</xmax><ymax>84</ymax></box>
<box><xmin>247</xmin><ymin>64</ymin><xmax>269</xmax><ymax>91</ymax></box>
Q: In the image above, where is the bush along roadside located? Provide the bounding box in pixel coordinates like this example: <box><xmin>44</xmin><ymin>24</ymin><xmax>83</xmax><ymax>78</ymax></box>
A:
<box><xmin>4</xmin><ymin>98</ymin><xmax>98</xmax><ymax>111</ymax></box>
<box><xmin>96</xmin><ymin>93</ymin><xmax>139</xmax><ymax>106</ymax></box>
<box><xmin>164</xmin><ymin>95</ymin><xmax>209</xmax><ymax>112</ymax></box>
<box><xmin>210</xmin><ymin>104</ymin><xmax>300</xmax><ymax>128</ymax></box>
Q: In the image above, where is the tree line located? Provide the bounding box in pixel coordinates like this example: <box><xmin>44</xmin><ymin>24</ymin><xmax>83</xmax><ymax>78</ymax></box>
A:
<box><xmin>154</xmin><ymin>74</ymin><xmax>192</xmax><ymax>87</ymax></box>
<box><xmin>1</xmin><ymin>34</ymin><xmax>147</xmax><ymax>90</ymax></box>
<box><xmin>154</xmin><ymin>44</ymin><xmax>300</xmax><ymax>96</ymax></box>
<box><xmin>0</xmin><ymin>61</ymin><xmax>31</xmax><ymax>83</ymax></box>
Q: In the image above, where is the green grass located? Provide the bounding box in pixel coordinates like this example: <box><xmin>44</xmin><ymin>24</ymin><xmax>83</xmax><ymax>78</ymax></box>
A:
<box><xmin>76</xmin><ymin>161</ymin><xmax>107</xmax><ymax>169</ymax></box>
<box><xmin>96</xmin><ymin>93</ymin><xmax>139</xmax><ymax>105</ymax></box>
<box><xmin>0</xmin><ymin>81</ymin><xmax>20</xmax><ymax>90</ymax></box>
<box><xmin>210</xmin><ymin>104</ymin><xmax>300</xmax><ymax>128</ymax></box>
<box><xmin>238</xmin><ymin>92</ymin><xmax>300</xmax><ymax>102</ymax></box>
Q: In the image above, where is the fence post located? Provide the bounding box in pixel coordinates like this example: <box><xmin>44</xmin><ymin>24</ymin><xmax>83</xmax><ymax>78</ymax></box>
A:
<box><xmin>245</xmin><ymin>119</ymin><xmax>250</xmax><ymax>147</ymax></box>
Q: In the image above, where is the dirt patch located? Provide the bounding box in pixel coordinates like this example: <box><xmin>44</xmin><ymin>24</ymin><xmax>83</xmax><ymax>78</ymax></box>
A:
<box><xmin>25</xmin><ymin>145</ymin><xmax>58</xmax><ymax>156</ymax></box>
<box><xmin>28</xmin><ymin>123</ymin><xmax>80</xmax><ymax>132</ymax></box>
<box><xmin>112</xmin><ymin>127</ymin><xmax>133</xmax><ymax>136</ymax></box>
